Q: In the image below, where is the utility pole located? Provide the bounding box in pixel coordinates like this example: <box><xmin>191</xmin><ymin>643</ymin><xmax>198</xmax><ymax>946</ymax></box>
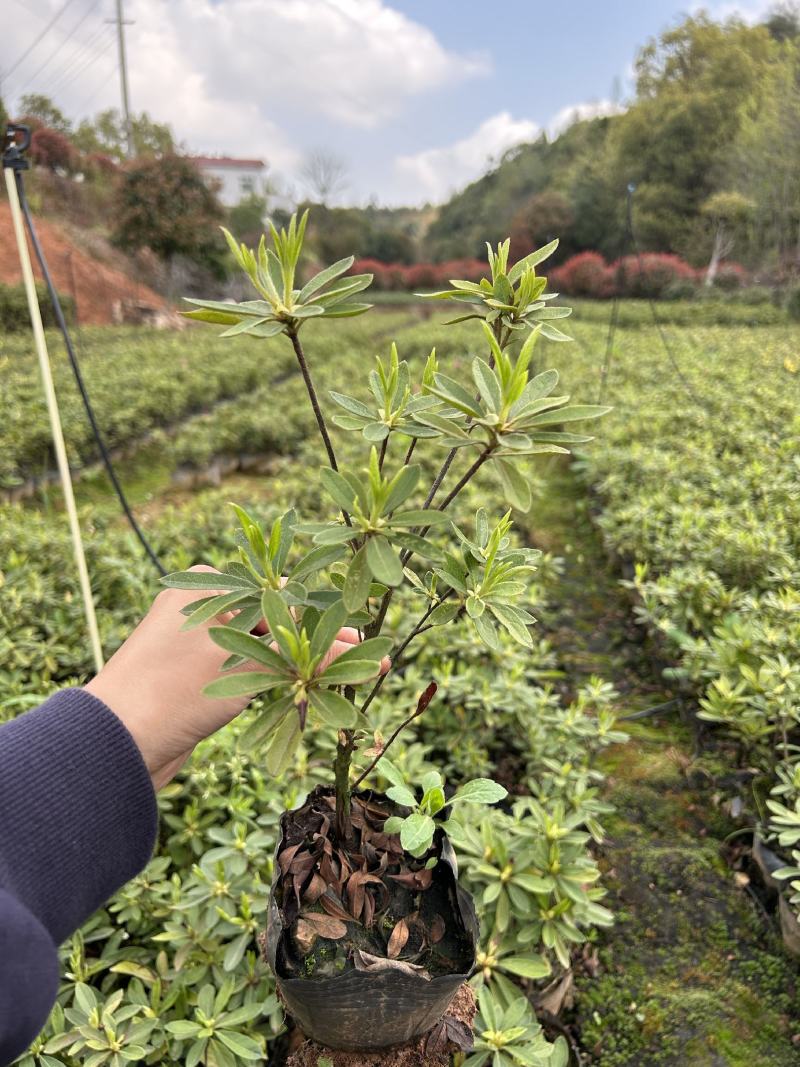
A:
<box><xmin>108</xmin><ymin>0</ymin><xmax>134</xmax><ymax>158</ymax></box>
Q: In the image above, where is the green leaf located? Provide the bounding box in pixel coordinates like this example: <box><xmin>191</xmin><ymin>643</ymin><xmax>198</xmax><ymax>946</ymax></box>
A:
<box><xmin>318</xmin><ymin>658</ymin><xmax>379</xmax><ymax>685</ymax></box>
<box><xmin>499</xmin><ymin>955</ymin><xmax>552</xmax><ymax>979</ymax></box>
<box><xmin>383</xmin><ymin>465</ymin><xmax>421</xmax><ymax>513</ymax></box>
<box><xmin>203</xmin><ymin>672</ymin><xmax>286</xmax><ymax>699</ymax></box>
<box><xmin>216</xmin><ymin>1030</ymin><xmax>263</xmax><ymax>1060</ymax></box>
<box><xmin>539</xmin><ymin>322</ymin><xmax>572</xmax><ymax>342</ymax></box>
<box><xmin>165</xmin><ymin>1021</ymin><xmax>202</xmax><ymax>1038</ymax></box>
<box><xmin>449</xmin><ymin>778</ymin><xmax>508</xmax><ymax>806</ymax></box>
<box><xmin>366</xmin><ymin>536</ymin><xmax>403</xmax><ymax>586</ymax></box>
<box><xmin>207</xmin><ymin>627</ymin><xmax>290</xmax><ymax>671</ymax></box>
<box><xmin>180</xmin><ymin>589</ymin><xmax>253</xmax><ymax>631</ymax></box>
<box><xmin>386</xmin><ymin>784</ymin><xmax>418</xmax><ymax>808</ymax></box>
<box><xmin>529</xmin><ymin>404</ymin><xmax>611</xmax><ymax>426</ymax></box>
<box><xmin>161</xmin><ymin>570</ymin><xmax>255</xmax><ymax>591</ymax></box>
<box><xmin>298</xmin><ymin>257</ymin><xmax>354</xmax><ymax>302</ymax></box>
<box><xmin>390</xmin><ymin>509</ymin><xmax>450</xmax><ymax>527</ymax></box>
<box><xmin>472</xmin><ymin>358</ymin><xmax>502</xmax><ymax>413</ymax></box>
<box><xmin>343</xmin><ymin>544</ymin><xmax>372</xmax><ymax>611</ymax></box>
<box><xmin>260</xmin><ymin>589</ymin><xmax>297</xmax><ymax>658</ymax></box>
<box><xmin>376</xmin><ymin>757</ymin><xmax>406</xmax><ymax>789</ymax></box>
<box><xmin>496</xmin><ymin>458</ymin><xmax>532</xmax><ymax>512</ymax></box>
<box><xmin>330</xmin><ymin>391</ymin><xmax>373</xmax><ymax>418</ymax></box>
<box><xmin>238</xmin><ymin>694</ymin><xmax>293</xmax><ymax>749</ymax></box>
<box><xmin>264</xmin><ymin>713</ymin><xmax>301</xmax><ymax>775</ymax></box>
<box><xmin>489</xmin><ymin>603</ymin><xmax>534</xmax><ymax>648</ymax></box>
<box><xmin>507</xmin><ymin>238</ymin><xmax>559</xmax><ymax>282</ymax></box>
<box><xmin>309</xmin><ymin>599</ymin><xmax>348</xmax><ymax>662</ymax></box>
<box><xmin>400</xmin><ymin>812</ymin><xmax>436</xmax><ymax>855</ymax></box>
<box><xmin>309</xmin><ymin>688</ymin><xmax>358</xmax><ymax>727</ymax></box>
<box><xmin>511</xmin><ymin>873</ymin><xmax>553</xmax><ymax>894</ymax></box>
<box><xmin>320</xmin><ymin>468</ymin><xmax>358</xmax><ymax>512</ymax></box>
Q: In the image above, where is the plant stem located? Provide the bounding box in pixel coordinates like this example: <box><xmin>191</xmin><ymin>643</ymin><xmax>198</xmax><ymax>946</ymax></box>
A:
<box><xmin>334</xmin><ymin>728</ymin><xmax>357</xmax><ymax>843</ymax></box>
<box><xmin>436</xmin><ymin>448</ymin><xmax>492</xmax><ymax>511</ymax></box>
<box><xmin>288</xmin><ymin>328</ymin><xmax>339</xmax><ymax>472</ymax></box>
<box><xmin>360</xmin><ymin>599</ymin><xmax>442</xmax><ymax>716</ymax></box>
<box><xmin>403</xmin><ymin>437</ymin><xmax>418</xmax><ymax>465</ymax></box>
<box><xmin>378</xmin><ymin>434</ymin><xmax>389</xmax><ymax>472</ymax></box>
<box><xmin>352</xmin><ymin>682</ymin><xmax>437</xmax><ymax>790</ymax></box>
<box><xmin>422</xmin><ymin>448</ymin><xmax>457</xmax><ymax>509</ymax></box>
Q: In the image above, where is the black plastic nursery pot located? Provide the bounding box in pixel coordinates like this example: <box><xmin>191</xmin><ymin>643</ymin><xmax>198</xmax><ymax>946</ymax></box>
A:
<box><xmin>264</xmin><ymin>785</ymin><xmax>479</xmax><ymax>1052</ymax></box>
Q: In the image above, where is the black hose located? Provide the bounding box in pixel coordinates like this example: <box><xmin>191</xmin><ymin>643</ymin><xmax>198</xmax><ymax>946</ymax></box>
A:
<box><xmin>15</xmin><ymin>169</ymin><xmax>166</xmax><ymax>576</ymax></box>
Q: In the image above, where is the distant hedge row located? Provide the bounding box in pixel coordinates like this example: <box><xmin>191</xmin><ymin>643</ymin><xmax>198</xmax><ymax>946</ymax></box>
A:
<box><xmin>0</xmin><ymin>281</ymin><xmax>75</xmax><ymax>333</ymax></box>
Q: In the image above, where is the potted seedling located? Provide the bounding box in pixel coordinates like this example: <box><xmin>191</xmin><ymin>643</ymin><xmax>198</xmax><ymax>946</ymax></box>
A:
<box><xmin>162</xmin><ymin>212</ymin><xmax>607</xmax><ymax>1052</ymax></box>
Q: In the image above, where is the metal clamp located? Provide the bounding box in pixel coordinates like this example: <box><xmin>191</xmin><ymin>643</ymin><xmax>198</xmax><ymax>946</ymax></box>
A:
<box><xmin>3</xmin><ymin>123</ymin><xmax>32</xmax><ymax>171</ymax></box>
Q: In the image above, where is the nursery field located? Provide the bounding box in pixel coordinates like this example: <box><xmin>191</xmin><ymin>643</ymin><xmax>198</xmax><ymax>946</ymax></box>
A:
<box><xmin>1</xmin><ymin>301</ymin><xmax>799</xmax><ymax>1066</ymax></box>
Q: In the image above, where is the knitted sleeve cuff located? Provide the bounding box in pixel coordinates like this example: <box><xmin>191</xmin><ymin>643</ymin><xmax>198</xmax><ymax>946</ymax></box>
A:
<box><xmin>0</xmin><ymin>687</ymin><xmax>158</xmax><ymax>944</ymax></box>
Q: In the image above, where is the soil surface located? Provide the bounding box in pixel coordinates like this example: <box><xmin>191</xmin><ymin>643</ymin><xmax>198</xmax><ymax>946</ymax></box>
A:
<box><xmin>527</xmin><ymin>458</ymin><xmax>800</xmax><ymax>1066</ymax></box>
<box><xmin>0</xmin><ymin>202</ymin><xmax>167</xmax><ymax>324</ymax></box>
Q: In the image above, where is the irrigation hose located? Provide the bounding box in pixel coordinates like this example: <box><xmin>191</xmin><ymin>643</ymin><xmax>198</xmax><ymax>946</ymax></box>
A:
<box><xmin>14</xmin><ymin>168</ymin><xmax>166</xmax><ymax>576</ymax></box>
<box><xmin>4</xmin><ymin>163</ymin><xmax>105</xmax><ymax>672</ymax></box>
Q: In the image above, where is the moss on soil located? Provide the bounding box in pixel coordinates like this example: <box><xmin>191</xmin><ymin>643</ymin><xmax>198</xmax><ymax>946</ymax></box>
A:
<box><xmin>527</xmin><ymin>458</ymin><xmax>800</xmax><ymax>1066</ymax></box>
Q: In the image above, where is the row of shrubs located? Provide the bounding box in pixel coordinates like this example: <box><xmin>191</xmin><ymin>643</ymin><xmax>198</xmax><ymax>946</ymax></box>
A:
<box><xmin>549</xmin><ymin>251</ymin><xmax>750</xmax><ymax>299</ymax></box>
<box><xmin>350</xmin><ymin>257</ymin><xmax>486</xmax><ymax>291</ymax></box>
<box><xmin>351</xmin><ymin>251</ymin><xmax>762</xmax><ymax>302</ymax></box>
<box><xmin>0</xmin><ymin>281</ymin><xmax>75</xmax><ymax>333</ymax></box>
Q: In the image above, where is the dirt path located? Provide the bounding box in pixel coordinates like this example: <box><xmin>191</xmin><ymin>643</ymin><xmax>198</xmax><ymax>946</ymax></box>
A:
<box><xmin>527</xmin><ymin>458</ymin><xmax>800</xmax><ymax>1067</ymax></box>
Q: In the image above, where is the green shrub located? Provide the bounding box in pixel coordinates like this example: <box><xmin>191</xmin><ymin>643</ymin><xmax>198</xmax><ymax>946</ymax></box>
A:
<box><xmin>0</xmin><ymin>281</ymin><xmax>75</xmax><ymax>333</ymax></box>
<box><xmin>785</xmin><ymin>285</ymin><xmax>800</xmax><ymax>321</ymax></box>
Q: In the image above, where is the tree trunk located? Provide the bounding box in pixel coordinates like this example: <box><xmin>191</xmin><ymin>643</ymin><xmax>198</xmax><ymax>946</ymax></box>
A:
<box><xmin>704</xmin><ymin>225</ymin><xmax>725</xmax><ymax>287</ymax></box>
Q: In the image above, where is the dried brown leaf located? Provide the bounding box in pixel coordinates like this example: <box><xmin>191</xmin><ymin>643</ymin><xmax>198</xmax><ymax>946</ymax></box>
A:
<box><xmin>278</xmin><ymin>843</ymin><xmax>302</xmax><ymax>874</ymax></box>
<box><xmin>444</xmin><ymin>1015</ymin><xmax>474</xmax><ymax>1052</ymax></box>
<box><xmin>352</xmin><ymin>950</ymin><xmax>431</xmax><ymax>981</ymax></box>
<box><xmin>387</xmin><ymin>868</ymin><xmax>433</xmax><ymax>891</ymax></box>
<box><xmin>319</xmin><ymin>892</ymin><xmax>355</xmax><ymax>923</ymax></box>
<box><xmin>302</xmin><ymin>873</ymin><xmax>327</xmax><ymax>905</ymax></box>
<box><xmin>429</xmin><ymin>913</ymin><xmax>446</xmax><ymax>944</ymax></box>
<box><xmin>301</xmin><ymin>912</ymin><xmax>348</xmax><ymax>940</ymax></box>
<box><xmin>387</xmin><ymin>918</ymin><xmax>410</xmax><ymax>959</ymax></box>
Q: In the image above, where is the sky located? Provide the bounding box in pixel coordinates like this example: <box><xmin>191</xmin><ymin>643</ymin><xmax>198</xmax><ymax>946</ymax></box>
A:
<box><xmin>1</xmin><ymin>0</ymin><xmax>778</xmax><ymax>206</ymax></box>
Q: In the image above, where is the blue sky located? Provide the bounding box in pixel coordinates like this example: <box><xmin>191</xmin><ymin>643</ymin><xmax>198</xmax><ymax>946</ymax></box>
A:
<box><xmin>2</xmin><ymin>0</ymin><xmax>773</xmax><ymax>205</ymax></box>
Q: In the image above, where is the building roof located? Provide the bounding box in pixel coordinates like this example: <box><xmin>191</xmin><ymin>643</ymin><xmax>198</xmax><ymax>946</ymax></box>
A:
<box><xmin>191</xmin><ymin>156</ymin><xmax>265</xmax><ymax>170</ymax></box>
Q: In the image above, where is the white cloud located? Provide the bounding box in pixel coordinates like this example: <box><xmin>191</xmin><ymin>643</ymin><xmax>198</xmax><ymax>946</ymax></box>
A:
<box><xmin>394</xmin><ymin>111</ymin><xmax>539</xmax><ymax>205</ymax></box>
<box><xmin>547</xmin><ymin>99</ymin><xmax>625</xmax><ymax>139</ymax></box>
<box><xmin>2</xmin><ymin>0</ymin><xmax>487</xmax><ymax>183</ymax></box>
<box><xmin>690</xmin><ymin>0</ymin><xmax>773</xmax><ymax>22</ymax></box>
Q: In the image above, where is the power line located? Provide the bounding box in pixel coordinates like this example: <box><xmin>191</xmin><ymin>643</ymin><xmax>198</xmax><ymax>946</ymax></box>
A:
<box><xmin>44</xmin><ymin>23</ymin><xmax>116</xmax><ymax>98</ymax></box>
<box><xmin>3</xmin><ymin>0</ymin><xmax>78</xmax><ymax>81</ymax></box>
<box><xmin>18</xmin><ymin>0</ymin><xmax>104</xmax><ymax>94</ymax></box>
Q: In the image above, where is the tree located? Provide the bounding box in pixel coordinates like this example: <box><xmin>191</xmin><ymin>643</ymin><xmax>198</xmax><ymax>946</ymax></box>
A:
<box><xmin>29</xmin><ymin>127</ymin><xmax>75</xmax><ymax>172</ymax></box>
<box><xmin>700</xmin><ymin>191</ymin><xmax>754</xmax><ymax>284</ymax></box>
<box><xmin>74</xmin><ymin>109</ymin><xmax>176</xmax><ymax>162</ymax></box>
<box><xmin>17</xmin><ymin>93</ymin><xmax>71</xmax><ymax>134</ymax></box>
<box><xmin>726</xmin><ymin>42</ymin><xmax>800</xmax><ymax>268</ymax></box>
<box><xmin>608</xmin><ymin>15</ymin><xmax>776</xmax><ymax>254</ymax></box>
<box><xmin>229</xmin><ymin>193</ymin><xmax>268</xmax><ymax>247</ymax></box>
<box><xmin>300</xmin><ymin>149</ymin><xmax>349</xmax><ymax>205</ymax></box>
<box><xmin>510</xmin><ymin>190</ymin><xmax>574</xmax><ymax>259</ymax></box>
<box><xmin>112</xmin><ymin>155</ymin><xmax>224</xmax><ymax>277</ymax></box>
<box><xmin>765</xmin><ymin>3</ymin><xmax>800</xmax><ymax>41</ymax></box>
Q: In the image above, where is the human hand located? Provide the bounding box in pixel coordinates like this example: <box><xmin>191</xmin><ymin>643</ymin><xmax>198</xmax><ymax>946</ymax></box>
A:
<box><xmin>85</xmin><ymin>566</ymin><xmax>389</xmax><ymax>791</ymax></box>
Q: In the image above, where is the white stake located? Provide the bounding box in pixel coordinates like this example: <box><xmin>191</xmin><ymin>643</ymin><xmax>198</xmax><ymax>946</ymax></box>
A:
<box><xmin>4</xmin><ymin>166</ymin><xmax>104</xmax><ymax>673</ymax></box>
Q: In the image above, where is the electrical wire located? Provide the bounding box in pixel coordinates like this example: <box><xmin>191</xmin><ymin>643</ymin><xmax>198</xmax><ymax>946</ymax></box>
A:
<box><xmin>18</xmin><ymin>0</ymin><xmax>104</xmax><ymax>94</ymax></box>
<box><xmin>3</xmin><ymin>0</ymin><xmax>78</xmax><ymax>81</ymax></box>
<box><xmin>42</xmin><ymin>22</ymin><xmax>115</xmax><ymax>98</ymax></box>
<box><xmin>14</xmin><ymin>168</ymin><xmax>166</xmax><ymax>576</ymax></box>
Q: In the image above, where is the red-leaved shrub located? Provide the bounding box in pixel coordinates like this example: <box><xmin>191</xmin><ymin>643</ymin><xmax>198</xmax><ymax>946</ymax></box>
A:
<box><xmin>350</xmin><ymin>258</ymin><xmax>485</xmax><ymax>292</ymax></box>
<box><xmin>712</xmin><ymin>261</ymin><xmax>750</xmax><ymax>291</ymax></box>
<box><xmin>550</xmin><ymin>252</ymin><xmax>615</xmax><ymax>298</ymax></box>
<box><xmin>612</xmin><ymin>253</ymin><xmax>698</xmax><ymax>299</ymax></box>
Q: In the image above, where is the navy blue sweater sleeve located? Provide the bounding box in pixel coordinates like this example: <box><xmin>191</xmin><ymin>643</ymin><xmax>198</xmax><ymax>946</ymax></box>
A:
<box><xmin>0</xmin><ymin>688</ymin><xmax>158</xmax><ymax>1065</ymax></box>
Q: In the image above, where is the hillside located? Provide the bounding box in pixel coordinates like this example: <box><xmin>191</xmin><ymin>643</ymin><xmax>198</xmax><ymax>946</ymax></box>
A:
<box><xmin>0</xmin><ymin>202</ymin><xmax>169</xmax><ymax>326</ymax></box>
